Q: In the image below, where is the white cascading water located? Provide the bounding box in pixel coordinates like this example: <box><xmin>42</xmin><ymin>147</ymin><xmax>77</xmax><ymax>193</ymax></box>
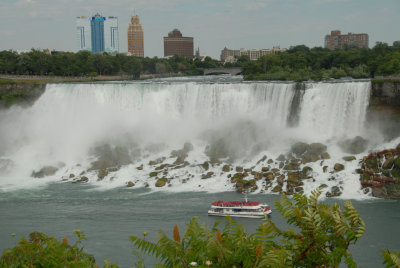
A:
<box><xmin>0</xmin><ymin>78</ymin><xmax>389</xmax><ymax>199</ymax></box>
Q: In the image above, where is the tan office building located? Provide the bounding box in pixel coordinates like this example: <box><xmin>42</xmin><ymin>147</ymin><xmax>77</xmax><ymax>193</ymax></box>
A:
<box><xmin>164</xmin><ymin>29</ymin><xmax>193</xmax><ymax>58</ymax></box>
<box><xmin>324</xmin><ymin>30</ymin><xmax>368</xmax><ymax>50</ymax></box>
<box><xmin>127</xmin><ymin>15</ymin><xmax>144</xmax><ymax>57</ymax></box>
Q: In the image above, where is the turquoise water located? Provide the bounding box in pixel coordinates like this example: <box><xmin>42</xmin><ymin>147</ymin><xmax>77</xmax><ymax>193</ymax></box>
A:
<box><xmin>0</xmin><ymin>183</ymin><xmax>399</xmax><ymax>267</ymax></box>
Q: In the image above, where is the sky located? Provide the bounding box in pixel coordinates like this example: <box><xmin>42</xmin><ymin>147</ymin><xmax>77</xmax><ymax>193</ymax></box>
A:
<box><xmin>0</xmin><ymin>0</ymin><xmax>399</xmax><ymax>59</ymax></box>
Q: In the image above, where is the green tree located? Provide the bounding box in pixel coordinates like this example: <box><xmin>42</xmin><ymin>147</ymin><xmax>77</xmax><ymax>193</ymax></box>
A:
<box><xmin>123</xmin><ymin>57</ymin><xmax>142</xmax><ymax>79</ymax></box>
<box><xmin>0</xmin><ymin>230</ymin><xmax>118</xmax><ymax>267</ymax></box>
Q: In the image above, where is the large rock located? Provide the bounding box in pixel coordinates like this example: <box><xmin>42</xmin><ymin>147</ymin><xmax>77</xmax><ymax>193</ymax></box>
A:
<box><xmin>202</xmin><ymin>172</ymin><xmax>214</xmax><ymax>179</ymax></box>
<box><xmin>235</xmin><ymin>179</ymin><xmax>257</xmax><ymax>192</ymax></box>
<box><xmin>334</xmin><ymin>163</ymin><xmax>345</xmax><ymax>172</ymax></box>
<box><xmin>97</xmin><ymin>169</ymin><xmax>108</xmax><ymax>180</ymax></box>
<box><xmin>155</xmin><ymin>178</ymin><xmax>168</xmax><ymax>187</ymax></box>
<box><xmin>31</xmin><ymin>166</ymin><xmax>58</xmax><ymax>178</ymax></box>
<box><xmin>126</xmin><ymin>181</ymin><xmax>135</xmax><ymax>187</ymax></box>
<box><xmin>326</xmin><ymin>186</ymin><xmax>341</xmax><ymax>197</ymax></box>
<box><xmin>308</xmin><ymin>143</ymin><xmax>327</xmax><ymax>155</ymax></box>
<box><xmin>342</xmin><ymin>156</ymin><xmax>356</xmax><ymax>162</ymax></box>
<box><xmin>382</xmin><ymin>157</ymin><xmax>394</xmax><ymax>169</ymax></box>
<box><xmin>371</xmin><ymin>184</ymin><xmax>400</xmax><ymax>199</ymax></box>
<box><xmin>291</xmin><ymin>142</ymin><xmax>309</xmax><ymax>155</ymax></box>
<box><xmin>222</xmin><ymin>165</ymin><xmax>230</xmax><ymax>172</ymax></box>
<box><xmin>252</xmin><ymin>171</ymin><xmax>263</xmax><ymax>180</ymax></box>
<box><xmin>74</xmin><ymin>176</ymin><xmax>88</xmax><ymax>183</ymax></box>
<box><xmin>89</xmin><ymin>144</ymin><xmax>132</xmax><ymax>170</ymax></box>
<box><xmin>338</xmin><ymin>136</ymin><xmax>368</xmax><ymax>154</ymax></box>
<box><xmin>201</xmin><ymin>161</ymin><xmax>209</xmax><ymax>171</ymax></box>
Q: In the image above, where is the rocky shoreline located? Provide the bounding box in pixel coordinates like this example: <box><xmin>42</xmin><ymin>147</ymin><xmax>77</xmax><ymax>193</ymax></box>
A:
<box><xmin>27</xmin><ymin>137</ymin><xmax>400</xmax><ymax>200</ymax></box>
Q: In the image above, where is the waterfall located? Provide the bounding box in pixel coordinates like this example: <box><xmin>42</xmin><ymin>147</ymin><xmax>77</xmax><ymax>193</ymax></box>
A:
<box><xmin>0</xmin><ymin>78</ymin><xmax>375</xmax><ymax>198</ymax></box>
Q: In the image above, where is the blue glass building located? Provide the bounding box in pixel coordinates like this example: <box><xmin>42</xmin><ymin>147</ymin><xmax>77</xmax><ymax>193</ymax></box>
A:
<box><xmin>76</xmin><ymin>13</ymin><xmax>119</xmax><ymax>54</ymax></box>
<box><xmin>90</xmin><ymin>13</ymin><xmax>105</xmax><ymax>53</ymax></box>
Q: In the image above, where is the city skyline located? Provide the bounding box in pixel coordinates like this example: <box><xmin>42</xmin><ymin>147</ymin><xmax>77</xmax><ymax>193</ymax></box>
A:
<box><xmin>0</xmin><ymin>0</ymin><xmax>399</xmax><ymax>59</ymax></box>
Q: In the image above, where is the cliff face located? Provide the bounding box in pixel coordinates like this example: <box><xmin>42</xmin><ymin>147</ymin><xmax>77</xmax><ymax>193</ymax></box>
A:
<box><xmin>367</xmin><ymin>81</ymin><xmax>400</xmax><ymax>140</ymax></box>
<box><xmin>370</xmin><ymin>81</ymin><xmax>400</xmax><ymax>107</ymax></box>
<box><xmin>0</xmin><ymin>83</ymin><xmax>46</xmax><ymax>108</ymax></box>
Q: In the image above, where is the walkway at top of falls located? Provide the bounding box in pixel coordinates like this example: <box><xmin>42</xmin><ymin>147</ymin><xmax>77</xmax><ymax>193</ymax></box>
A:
<box><xmin>203</xmin><ymin>67</ymin><xmax>242</xmax><ymax>75</ymax></box>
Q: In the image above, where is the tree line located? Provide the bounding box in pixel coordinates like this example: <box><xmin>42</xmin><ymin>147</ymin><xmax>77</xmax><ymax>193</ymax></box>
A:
<box><xmin>241</xmin><ymin>41</ymin><xmax>400</xmax><ymax>81</ymax></box>
<box><xmin>0</xmin><ymin>50</ymin><xmax>222</xmax><ymax>78</ymax></box>
<box><xmin>0</xmin><ymin>41</ymin><xmax>399</xmax><ymax>81</ymax></box>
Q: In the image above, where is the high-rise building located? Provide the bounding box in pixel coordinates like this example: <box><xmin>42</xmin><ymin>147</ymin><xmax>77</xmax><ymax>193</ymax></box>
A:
<box><xmin>324</xmin><ymin>30</ymin><xmax>368</xmax><ymax>50</ymax></box>
<box><xmin>76</xmin><ymin>16</ymin><xmax>92</xmax><ymax>52</ymax></box>
<box><xmin>127</xmin><ymin>15</ymin><xmax>144</xmax><ymax>57</ymax></box>
<box><xmin>163</xmin><ymin>29</ymin><xmax>193</xmax><ymax>58</ymax></box>
<box><xmin>76</xmin><ymin>13</ymin><xmax>119</xmax><ymax>54</ymax></box>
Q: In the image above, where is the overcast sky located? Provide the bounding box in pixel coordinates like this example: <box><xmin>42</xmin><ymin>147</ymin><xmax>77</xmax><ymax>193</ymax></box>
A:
<box><xmin>0</xmin><ymin>0</ymin><xmax>399</xmax><ymax>59</ymax></box>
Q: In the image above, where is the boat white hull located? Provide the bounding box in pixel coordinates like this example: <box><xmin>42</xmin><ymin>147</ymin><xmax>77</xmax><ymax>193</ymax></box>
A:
<box><xmin>208</xmin><ymin>210</ymin><xmax>270</xmax><ymax>219</ymax></box>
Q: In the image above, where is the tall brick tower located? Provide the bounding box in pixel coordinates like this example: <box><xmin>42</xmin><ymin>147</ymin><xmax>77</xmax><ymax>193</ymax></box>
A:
<box><xmin>127</xmin><ymin>15</ymin><xmax>144</xmax><ymax>57</ymax></box>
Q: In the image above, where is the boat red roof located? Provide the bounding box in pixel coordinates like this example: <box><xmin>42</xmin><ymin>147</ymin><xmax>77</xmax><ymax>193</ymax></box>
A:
<box><xmin>211</xmin><ymin>200</ymin><xmax>260</xmax><ymax>207</ymax></box>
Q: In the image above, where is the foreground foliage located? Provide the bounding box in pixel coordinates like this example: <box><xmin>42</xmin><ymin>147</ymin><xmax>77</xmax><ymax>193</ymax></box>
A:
<box><xmin>0</xmin><ymin>230</ymin><xmax>117</xmax><ymax>268</ymax></box>
<box><xmin>130</xmin><ymin>189</ymin><xmax>366</xmax><ymax>267</ymax></box>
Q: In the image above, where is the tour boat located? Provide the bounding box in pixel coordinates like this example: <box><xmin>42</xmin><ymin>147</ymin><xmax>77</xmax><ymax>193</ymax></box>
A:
<box><xmin>208</xmin><ymin>193</ymin><xmax>272</xmax><ymax>219</ymax></box>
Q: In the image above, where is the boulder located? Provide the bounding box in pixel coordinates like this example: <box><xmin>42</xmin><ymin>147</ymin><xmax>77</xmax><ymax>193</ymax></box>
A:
<box><xmin>69</xmin><ymin>173</ymin><xmax>75</xmax><ymax>178</ymax></box>
<box><xmin>155</xmin><ymin>164</ymin><xmax>170</xmax><ymax>171</ymax></box>
<box><xmin>264</xmin><ymin>172</ymin><xmax>275</xmax><ymax>181</ymax></box>
<box><xmin>287</xmin><ymin>172</ymin><xmax>301</xmax><ymax>186</ymax></box>
<box><xmin>382</xmin><ymin>157</ymin><xmax>394</xmax><ymax>169</ymax></box>
<box><xmin>291</xmin><ymin>142</ymin><xmax>309</xmax><ymax>155</ymax></box>
<box><xmin>319</xmin><ymin>184</ymin><xmax>328</xmax><ymax>189</ymax></box>
<box><xmin>277</xmin><ymin>175</ymin><xmax>285</xmax><ymax>185</ymax></box>
<box><xmin>276</xmin><ymin>155</ymin><xmax>286</xmax><ymax>161</ymax></box>
<box><xmin>236</xmin><ymin>166</ymin><xmax>243</xmax><ymax>172</ymax></box>
<box><xmin>326</xmin><ymin>186</ymin><xmax>341</xmax><ymax>197</ymax></box>
<box><xmin>97</xmin><ymin>169</ymin><xmax>108</xmax><ymax>180</ymax></box>
<box><xmin>284</xmin><ymin>161</ymin><xmax>300</xmax><ymax>171</ymax></box>
<box><xmin>308</xmin><ymin>143</ymin><xmax>327</xmax><ymax>155</ymax></box>
<box><xmin>272</xmin><ymin>185</ymin><xmax>282</xmax><ymax>193</ymax></box>
<box><xmin>342</xmin><ymin>156</ymin><xmax>356</xmax><ymax>162</ymax></box>
<box><xmin>155</xmin><ymin>178</ymin><xmax>168</xmax><ymax>187</ymax></box>
<box><xmin>267</xmin><ymin>159</ymin><xmax>274</xmax><ymax>164</ymax></box>
<box><xmin>75</xmin><ymin>176</ymin><xmax>88</xmax><ymax>183</ymax></box>
<box><xmin>302</xmin><ymin>166</ymin><xmax>313</xmax><ymax>177</ymax></box>
<box><xmin>89</xmin><ymin>144</ymin><xmax>132</xmax><ymax>171</ymax></box>
<box><xmin>295</xmin><ymin>186</ymin><xmax>304</xmax><ymax>193</ymax></box>
<box><xmin>222</xmin><ymin>165</ymin><xmax>230</xmax><ymax>172</ymax></box>
<box><xmin>261</xmin><ymin>166</ymin><xmax>269</xmax><ymax>172</ymax></box>
<box><xmin>149</xmin><ymin>171</ymin><xmax>158</xmax><ymax>177</ymax></box>
<box><xmin>338</xmin><ymin>136</ymin><xmax>367</xmax><ymax>154</ymax></box>
<box><xmin>235</xmin><ymin>179</ymin><xmax>257</xmax><ymax>192</ymax></box>
<box><xmin>126</xmin><ymin>181</ymin><xmax>135</xmax><ymax>187</ymax></box>
<box><xmin>31</xmin><ymin>166</ymin><xmax>58</xmax><ymax>178</ymax></box>
<box><xmin>321</xmin><ymin>152</ymin><xmax>331</xmax><ymax>159</ymax></box>
<box><xmin>323</xmin><ymin>166</ymin><xmax>328</xmax><ymax>173</ymax></box>
<box><xmin>202</xmin><ymin>172</ymin><xmax>214</xmax><ymax>179</ymax></box>
<box><xmin>231</xmin><ymin>173</ymin><xmax>243</xmax><ymax>183</ymax></box>
<box><xmin>137</xmin><ymin>165</ymin><xmax>143</xmax><ymax>170</ymax></box>
<box><xmin>334</xmin><ymin>163</ymin><xmax>345</xmax><ymax>172</ymax></box>
<box><xmin>201</xmin><ymin>161</ymin><xmax>209</xmax><ymax>171</ymax></box>
<box><xmin>252</xmin><ymin>171</ymin><xmax>263</xmax><ymax>180</ymax></box>
<box><xmin>257</xmin><ymin>155</ymin><xmax>267</xmax><ymax>164</ymax></box>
